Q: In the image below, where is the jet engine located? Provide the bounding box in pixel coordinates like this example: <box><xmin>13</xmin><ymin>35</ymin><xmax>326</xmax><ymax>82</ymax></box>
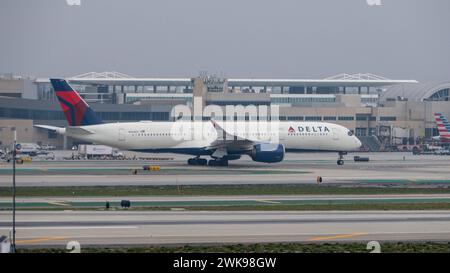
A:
<box><xmin>250</xmin><ymin>144</ymin><xmax>285</xmax><ymax>163</ymax></box>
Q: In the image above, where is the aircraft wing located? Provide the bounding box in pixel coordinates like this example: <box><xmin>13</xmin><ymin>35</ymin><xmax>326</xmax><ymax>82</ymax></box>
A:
<box><xmin>206</xmin><ymin>120</ymin><xmax>255</xmax><ymax>153</ymax></box>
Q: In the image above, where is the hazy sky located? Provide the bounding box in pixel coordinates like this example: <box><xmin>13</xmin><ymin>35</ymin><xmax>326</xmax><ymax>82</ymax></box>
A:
<box><xmin>0</xmin><ymin>0</ymin><xmax>449</xmax><ymax>81</ymax></box>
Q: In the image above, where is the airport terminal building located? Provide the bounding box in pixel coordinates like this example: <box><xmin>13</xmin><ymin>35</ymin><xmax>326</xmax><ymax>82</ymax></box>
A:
<box><xmin>1</xmin><ymin>71</ymin><xmax>450</xmax><ymax>151</ymax></box>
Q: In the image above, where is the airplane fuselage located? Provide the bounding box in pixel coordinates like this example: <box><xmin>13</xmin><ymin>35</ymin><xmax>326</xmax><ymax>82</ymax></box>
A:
<box><xmin>45</xmin><ymin>79</ymin><xmax>361</xmax><ymax>165</ymax></box>
<box><xmin>63</xmin><ymin>121</ymin><xmax>361</xmax><ymax>156</ymax></box>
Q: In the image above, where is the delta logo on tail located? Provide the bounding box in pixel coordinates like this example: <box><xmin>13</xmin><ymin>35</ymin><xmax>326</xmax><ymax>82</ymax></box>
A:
<box><xmin>50</xmin><ymin>79</ymin><xmax>103</xmax><ymax>126</ymax></box>
<box><xmin>434</xmin><ymin>113</ymin><xmax>450</xmax><ymax>142</ymax></box>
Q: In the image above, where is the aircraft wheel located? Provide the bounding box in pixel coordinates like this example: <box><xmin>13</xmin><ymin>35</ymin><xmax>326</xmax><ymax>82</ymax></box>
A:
<box><xmin>208</xmin><ymin>160</ymin><xmax>217</xmax><ymax>166</ymax></box>
<box><xmin>188</xmin><ymin>158</ymin><xmax>208</xmax><ymax>166</ymax></box>
<box><xmin>208</xmin><ymin>159</ymin><xmax>228</xmax><ymax>167</ymax></box>
<box><xmin>337</xmin><ymin>160</ymin><xmax>344</xmax><ymax>166</ymax></box>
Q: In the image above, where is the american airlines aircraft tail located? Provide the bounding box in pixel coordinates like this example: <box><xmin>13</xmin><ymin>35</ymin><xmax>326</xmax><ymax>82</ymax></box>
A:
<box><xmin>36</xmin><ymin>79</ymin><xmax>362</xmax><ymax>166</ymax></box>
<box><xmin>434</xmin><ymin>113</ymin><xmax>450</xmax><ymax>143</ymax></box>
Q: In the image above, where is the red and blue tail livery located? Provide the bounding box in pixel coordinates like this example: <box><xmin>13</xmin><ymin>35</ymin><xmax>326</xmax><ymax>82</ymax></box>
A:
<box><xmin>50</xmin><ymin>79</ymin><xmax>103</xmax><ymax>126</ymax></box>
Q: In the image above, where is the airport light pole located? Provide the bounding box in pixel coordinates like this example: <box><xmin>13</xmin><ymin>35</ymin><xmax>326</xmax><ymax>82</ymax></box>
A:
<box><xmin>11</xmin><ymin>127</ymin><xmax>17</xmax><ymax>253</ymax></box>
<box><xmin>1</xmin><ymin>126</ymin><xmax>17</xmax><ymax>253</ymax></box>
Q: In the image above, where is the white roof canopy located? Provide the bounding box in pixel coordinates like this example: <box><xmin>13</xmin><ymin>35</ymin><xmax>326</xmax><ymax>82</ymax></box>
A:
<box><xmin>35</xmin><ymin>72</ymin><xmax>418</xmax><ymax>88</ymax></box>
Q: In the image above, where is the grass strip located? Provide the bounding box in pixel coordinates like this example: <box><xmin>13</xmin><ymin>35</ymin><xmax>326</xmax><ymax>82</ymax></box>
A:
<box><xmin>2</xmin><ymin>184</ymin><xmax>450</xmax><ymax>197</ymax></box>
<box><xmin>18</xmin><ymin>242</ymin><xmax>450</xmax><ymax>253</ymax></box>
<box><xmin>4</xmin><ymin>203</ymin><xmax>450</xmax><ymax>211</ymax></box>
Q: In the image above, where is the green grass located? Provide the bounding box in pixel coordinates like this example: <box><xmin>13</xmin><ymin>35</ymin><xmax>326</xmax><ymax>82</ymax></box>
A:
<box><xmin>5</xmin><ymin>203</ymin><xmax>450</xmax><ymax>211</ymax></box>
<box><xmin>17</xmin><ymin>242</ymin><xmax>450</xmax><ymax>253</ymax></box>
<box><xmin>2</xmin><ymin>184</ymin><xmax>450</xmax><ymax>197</ymax></box>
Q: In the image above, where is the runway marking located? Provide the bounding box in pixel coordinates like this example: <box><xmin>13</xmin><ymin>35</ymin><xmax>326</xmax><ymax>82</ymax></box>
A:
<box><xmin>308</xmin><ymin>233</ymin><xmax>368</xmax><ymax>241</ymax></box>
<box><xmin>0</xmin><ymin>226</ymin><xmax>139</xmax><ymax>230</ymax></box>
<box><xmin>256</xmin><ymin>200</ymin><xmax>281</xmax><ymax>204</ymax></box>
<box><xmin>47</xmin><ymin>201</ymin><xmax>71</xmax><ymax>207</ymax></box>
<box><xmin>16</xmin><ymin>236</ymin><xmax>69</xmax><ymax>244</ymax></box>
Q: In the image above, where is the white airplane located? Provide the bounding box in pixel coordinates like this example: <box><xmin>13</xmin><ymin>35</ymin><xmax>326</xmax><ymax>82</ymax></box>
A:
<box><xmin>35</xmin><ymin>79</ymin><xmax>362</xmax><ymax>166</ymax></box>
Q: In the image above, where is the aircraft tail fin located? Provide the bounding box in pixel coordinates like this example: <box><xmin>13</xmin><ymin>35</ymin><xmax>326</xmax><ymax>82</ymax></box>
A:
<box><xmin>50</xmin><ymin>79</ymin><xmax>103</xmax><ymax>126</ymax></box>
<box><xmin>434</xmin><ymin>113</ymin><xmax>450</xmax><ymax>139</ymax></box>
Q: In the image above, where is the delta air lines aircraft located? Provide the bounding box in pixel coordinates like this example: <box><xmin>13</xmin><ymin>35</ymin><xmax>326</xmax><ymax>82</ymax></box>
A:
<box><xmin>36</xmin><ymin>79</ymin><xmax>362</xmax><ymax>166</ymax></box>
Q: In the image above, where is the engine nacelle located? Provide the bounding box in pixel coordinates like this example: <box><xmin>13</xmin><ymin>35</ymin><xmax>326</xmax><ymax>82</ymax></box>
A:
<box><xmin>250</xmin><ymin>144</ymin><xmax>285</xmax><ymax>163</ymax></box>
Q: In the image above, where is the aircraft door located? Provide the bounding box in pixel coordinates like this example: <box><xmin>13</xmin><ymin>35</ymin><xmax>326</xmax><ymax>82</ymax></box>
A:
<box><xmin>118</xmin><ymin>128</ymin><xmax>126</xmax><ymax>141</ymax></box>
<box><xmin>332</xmin><ymin>129</ymin><xmax>339</xmax><ymax>141</ymax></box>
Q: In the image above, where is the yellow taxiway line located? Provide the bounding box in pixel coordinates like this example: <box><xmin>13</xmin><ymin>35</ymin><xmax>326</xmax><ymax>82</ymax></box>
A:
<box><xmin>308</xmin><ymin>233</ymin><xmax>368</xmax><ymax>242</ymax></box>
<box><xmin>16</xmin><ymin>236</ymin><xmax>69</xmax><ymax>244</ymax></box>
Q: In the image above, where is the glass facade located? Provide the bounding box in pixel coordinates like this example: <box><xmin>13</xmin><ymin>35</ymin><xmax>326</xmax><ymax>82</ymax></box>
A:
<box><xmin>355</xmin><ymin>128</ymin><xmax>367</xmax><ymax>136</ymax></box>
<box><xmin>338</xmin><ymin>116</ymin><xmax>355</xmax><ymax>121</ymax></box>
<box><xmin>125</xmin><ymin>94</ymin><xmax>192</xmax><ymax>104</ymax></box>
<box><xmin>271</xmin><ymin>96</ymin><xmax>336</xmax><ymax>104</ymax></box>
<box><xmin>425</xmin><ymin>128</ymin><xmax>439</xmax><ymax>138</ymax></box>
<box><xmin>428</xmin><ymin>89</ymin><xmax>450</xmax><ymax>101</ymax></box>
<box><xmin>361</xmin><ymin>97</ymin><xmax>378</xmax><ymax>104</ymax></box>
<box><xmin>305</xmin><ymin>116</ymin><xmax>322</xmax><ymax>121</ymax></box>
<box><xmin>380</xmin><ymin>116</ymin><xmax>397</xmax><ymax>121</ymax></box>
<box><xmin>0</xmin><ymin>107</ymin><xmax>65</xmax><ymax>120</ymax></box>
<box><xmin>0</xmin><ymin>107</ymin><xmax>169</xmax><ymax>121</ymax></box>
<box><xmin>209</xmin><ymin>101</ymin><xmax>270</xmax><ymax>106</ymax></box>
<box><xmin>287</xmin><ymin>116</ymin><xmax>304</xmax><ymax>121</ymax></box>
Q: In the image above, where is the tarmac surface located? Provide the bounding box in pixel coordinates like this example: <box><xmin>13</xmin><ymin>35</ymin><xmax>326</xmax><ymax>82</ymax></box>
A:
<box><xmin>1</xmin><ymin>152</ymin><xmax>450</xmax><ymax>186</ymax></box>
<box><xmin>1</xmin><ymin>152</ymin><xmax>450</xmax><ymax>248</ymax></box>
<box><xmin>1</xmin><ymin>210</ymin><xmax>450</xmax><ymax>246</ymax></box>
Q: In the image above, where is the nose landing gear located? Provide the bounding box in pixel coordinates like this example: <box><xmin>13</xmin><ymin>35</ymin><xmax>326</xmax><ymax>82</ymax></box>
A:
<box><xmin>337</xmin><ymin>151</ymin><xmax>347</xmax><ymax>166</ymax></box>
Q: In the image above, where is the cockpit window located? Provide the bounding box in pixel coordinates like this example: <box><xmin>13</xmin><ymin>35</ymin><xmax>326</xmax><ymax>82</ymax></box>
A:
<box><xmin>348</xmin><ymin>130</ymin><xmax>354</xmax><ymax>136</ymax></box>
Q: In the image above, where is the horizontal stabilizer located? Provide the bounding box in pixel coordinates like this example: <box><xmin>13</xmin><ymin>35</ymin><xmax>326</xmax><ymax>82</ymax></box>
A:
<box><xmin>66</xmin><ymin>126</ymin><xmax>95</xmax><ymax>135</ymax></box>
<box><xmin>34</xmin><ymin>125</ymin><xmax>65</xmax><ymax>134</ymax></box>
<box><xmin>34</xmin><ymin>125</ymin><xmax>60</xmax><ymax>131</ymax></box>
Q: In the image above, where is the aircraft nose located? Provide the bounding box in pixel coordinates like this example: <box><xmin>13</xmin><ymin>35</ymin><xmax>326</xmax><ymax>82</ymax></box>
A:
<box><xmin>354</xmin><ymin>137</ymin><xmax>362</xmax><ymax>149</ymax></box>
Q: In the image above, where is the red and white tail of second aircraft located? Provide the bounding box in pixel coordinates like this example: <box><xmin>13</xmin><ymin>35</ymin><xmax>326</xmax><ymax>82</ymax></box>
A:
<box><xmin>434</xmin><ymin>113</ymin><xmax>450</xmax><ymax>143</ymax></box>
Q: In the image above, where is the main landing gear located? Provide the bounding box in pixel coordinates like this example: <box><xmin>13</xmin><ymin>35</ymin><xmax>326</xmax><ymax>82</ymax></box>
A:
<box><xmin>187</xmin><ymin>157</ymin><xmax>229</xmax><ymax>166</ymax></box>
<box><xmin>337</xmin><ymin>151</ymin><xmax>347</xmax><ymax>166</ymax></box>
<box><xmin>187</xmin><ymin>157</ymin><xmax>208</xmax><ymax>166</ymax></box>
<box><xmin>207</xmin><ymin>159</ymin><xmax>229</xmax><ymax>167</ymax></box>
